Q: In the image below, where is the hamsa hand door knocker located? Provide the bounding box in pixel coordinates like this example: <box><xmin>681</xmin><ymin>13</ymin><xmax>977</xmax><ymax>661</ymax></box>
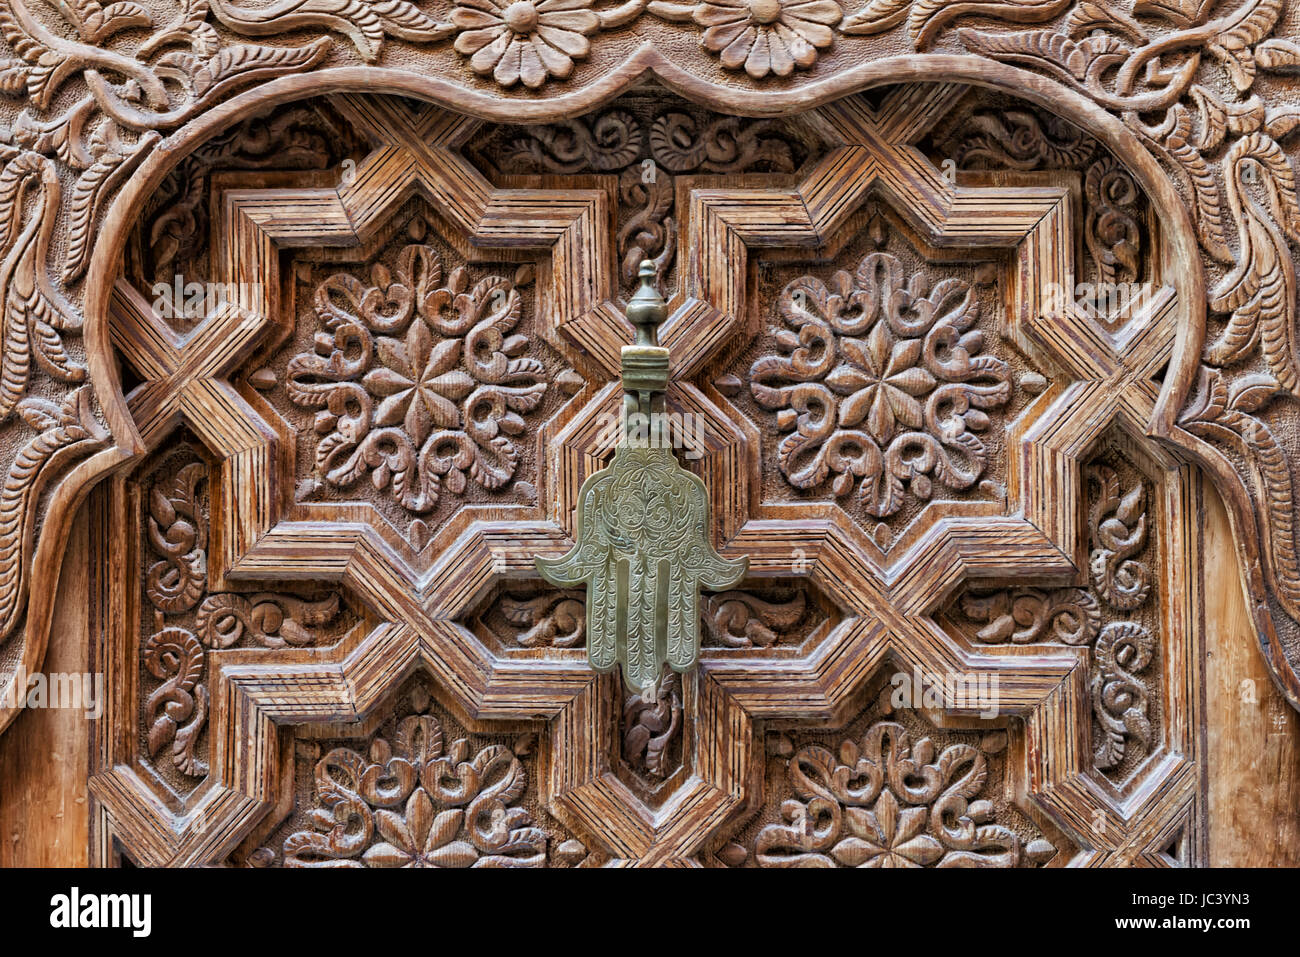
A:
<box><xmin>538</xmin><ymin>261</ymin><xmax>748</xmax><ymax>693</ymax></box>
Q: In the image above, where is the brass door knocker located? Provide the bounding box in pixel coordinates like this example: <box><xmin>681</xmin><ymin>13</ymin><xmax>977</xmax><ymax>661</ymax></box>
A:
<box><xmin>538</xmin><ymin>261</ymin><xmax>747</xmax><ymax>692</ymax></box>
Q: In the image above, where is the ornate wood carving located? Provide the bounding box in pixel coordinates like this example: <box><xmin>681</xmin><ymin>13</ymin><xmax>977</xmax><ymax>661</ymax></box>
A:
<box><xmin>71</xmin><ymin>83</ymin><xmax>1208</xmax><ymax>868</ymax></box>
<box><xmin>720</xmin><ymin>706</ymin><xmax>1063</xmax><ymax>868</ymax></box>
<box><xmin>0</xmin><ymin>0</ymin><xmax>1291</xmax><ymax>864</ymax></box>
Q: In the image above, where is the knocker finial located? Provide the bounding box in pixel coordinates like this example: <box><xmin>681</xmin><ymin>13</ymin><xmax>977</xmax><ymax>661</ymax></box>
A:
<box><xmin>537</xmin><ymin>261</ymin><xmax>747</xmax><ymax>692</ymax></box>
<box><xmin>626</xmin><ymin>259</ymin><xmax>667</xmax><ymax>347</ymax></box>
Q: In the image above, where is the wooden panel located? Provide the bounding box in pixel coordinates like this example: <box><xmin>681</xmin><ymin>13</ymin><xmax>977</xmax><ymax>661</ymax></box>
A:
<box><xmin>0</xmin><ymin>509</ymin><xmax>90</xmax><ymax>867</ymax></box>
<box><xmin>0</xmin><ymin>6</ymin><xmax>1297</xmax><ymax>862</ymax></box>
<box><xmin>72</xmin><ymin>86</ymin><xmax>1213</xmax><ymax>867</ymax></box>
<box><xmin>1205</xmin><ymin>476</ymin><xmax>1300</xmax><ymax>865</ymax></box>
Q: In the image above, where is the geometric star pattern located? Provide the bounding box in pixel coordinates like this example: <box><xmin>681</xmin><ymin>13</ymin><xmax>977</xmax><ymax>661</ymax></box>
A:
<box><xmin>93</xmin><ymin>87</ymin><xmax>1200</xmax><ymax>866</ymax></box>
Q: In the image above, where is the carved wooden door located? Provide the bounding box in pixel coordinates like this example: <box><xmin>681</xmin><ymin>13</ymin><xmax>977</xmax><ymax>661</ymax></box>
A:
<box><xmin>57</xmin><ymin>83</ymin><xmax>1202</xmax><ymax>868</ymax></box>
<box><xmin>5</xmin><ymin>0</ymin><xmax>1300</xmax><ymax>867</ymax></box>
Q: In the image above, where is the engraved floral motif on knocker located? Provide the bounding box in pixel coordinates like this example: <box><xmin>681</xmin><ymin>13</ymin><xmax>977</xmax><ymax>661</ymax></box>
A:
<box><xmin>283</xmin><ymin>710</ymin><xmax>547</xmax><ymax>867</ymax></box>
<box><xmin>755</xmin><ymin>720</ymin><xmax>1048</xmax><ymax>868</ymax></box>
<box><xmin>750</xmin><ymin>251</ymin><xmax>1011</xmax><ymax>521</ymax></box>
<box><xmin>286</xmin><ymin>243</ymin><xmax>547</xmax><ymax>516</ymax></box>
<box><xmin>539</xmin><ymin>445</ymin><xmax>746</xmax><ymax>690</ymax></box>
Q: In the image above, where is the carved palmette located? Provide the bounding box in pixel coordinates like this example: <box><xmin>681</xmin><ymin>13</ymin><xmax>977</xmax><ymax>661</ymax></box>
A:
<box><xmin>538</xmin><ymin>261</ymin><xmax>746</xmax><ymax>691</ymax></box>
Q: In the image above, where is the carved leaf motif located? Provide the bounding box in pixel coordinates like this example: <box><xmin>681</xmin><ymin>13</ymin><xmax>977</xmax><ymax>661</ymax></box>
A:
<box><xmin>910</xmin><ymin>0</ymin><xmax>1072</xmax><ymax>49</ymax></box>
<box><xmin>145</xmin><ymin>461</ymin><xmax>207</xmax><ymax>614</ymax></box>
<box><xmin>1266</xmin><ymin>107</ymin><xmax>1300</xmax><ymax>141</ymax></box>
<box><xmin>1204</xmin><ymin>0</ymin><xmax>1283</xmax><ymax>91</ymax></box>
<box><xmin>0</xmin><ymin>58</ymin><xmax>28</xmax><ymax>94</ymax></box>
<box><xmin>0</xmin><ymin>387</ymin><xmax>105</xmax><ymax>643</ymax></box>
<box><xmin>195</xmin><ymin>593</ymin><xmax>343</xmax><ymax>648</ymax></box>
<box><xmin>1180</xmin><ymin>367</ymin><xmax>1300</xmax><ymax>616</ymax></box>
<box><xmin>1257</xmin><ymin>38</ymin><xmax>1300</xmax><ymax>73</ymax></box>
<box><xmin>1227</xmin><ymin>372</ymin><xmax>1283</xmax><ymax>415</ymax></box>
<box><xmin>1206</xmin><ymin>133</ymin><xmax>1300</xmax><ymax>391</ymax></box>
<box><xmin>948</xmin><ymin>109</ymin><xmax>1095</xmax><ymax>170</ymax></box>
<box><xmin>284</xmin><ymin>707</ymin><xmax>547</xmax><ymax>867</ymax></box>
<box><xmin>1084</xmin><ymin>156</ymin><xmax>1143</xmax><ymax>286</ymax></box>
<box><xmin>1063</xmin><ymin>0</ymin><xmax>1145</xmax><ymax>39</ymax></box>
<box><xmin>1092</xmin><ymin>622</ymin><xmax>1154</xmax><ymax>770</ymax></box>
<box><xmin>1141</xmin><ymin>105</ymin><xmax>1231</xmax><ymax>263</ymax></box>
<box><xmin>755</xmin><ymin>721</ymin><xmax>1040</xmax><ymax>867</ymax></box>
<box><xmin>0</xmin><ymin>152</ymin><xmax>86</xmax><ymax>423</ymax></box>
<box><xmin>840</xmin><ymin>0</ymin><xmax>910</xmax><ymax>36</ymax></box>
<box><xmin>959</xmin><ymin>587</ymin><xmax>1099</xmax><ymax>645</ymax></box>
<box><xmin>287</xmin><ymin>243</ymin><xmax>547</xmax><ymax>514</ymax></box>
<box><xmin>208</xmin><ymin>0</ymin><xmax>453</xmax><ymax>63</ymax></box>
<box><xmin>749</xmin><ymin>251</ymin><xmax>1010</xmax><ymax>521</ymax></box>
<box><xmin>0</xmin><ymin>0</ymin><xmax>83</xmax><ymax>110</ymax></box>
<box><xmin>64</xmin><ymin>127</ymin><xmax>159</xmax><ymax>283</ymax></box>
<box><xmin>957</xmin><ymin>28</ymin><xmax>1130</xmax><ymax>84</ymax></box>
<box><xmin>1132</xmin><ymin>0</ymin><xmax>1212</xmax><ymax>27</ymax></box>
<box><xmin>142</xmin><ymin>626</ymin><xmax>209</xmax><ymax>777</ymax></box>
<box><xmin>157</xmin><ymin>42</ymin><xmax>330</xmax><ymax>100</ymax></box>
<box><xmin>497</xmin><ymin>110</ymin><xmax>643</xmax><ymax>173</ymax></box>
<box><xmin>623</xmin><ymin>669</ymin><xmax>681</xmax><ymax>780</ymax></box>
<box><xmin>703</xmin><ymin>589</ymin><xmax>807</xmax><ymax>647</ymax></box>
<box><xmin>497</xmin><ymin>591</ymin><xmax>586</xmax><ymax>647</ymax></box>
<box><xmin>12</xmin><ymin>98</ymin><xmax>99</xmax><ymax>168</ymax></box>
<box><xmin>1087</xmin><ymin>464</ymin><xmax>1151</xmax><ymax>611</ymax></box>
<box><xmin>57</xmin><ymin>0</ymin><xmax>154</xmax><ymax>42</ymax></box>
<box><xmin>1188</xmin><ymin>85</ymin><xmax>1264</xmax><ymax>152</ymax></box>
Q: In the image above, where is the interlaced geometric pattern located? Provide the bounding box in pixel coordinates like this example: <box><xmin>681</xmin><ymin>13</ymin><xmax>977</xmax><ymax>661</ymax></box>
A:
<box><xmin>92</xmin><ymin>85</ymin><xmax>1201</xmax><ymax>867</ymax></box>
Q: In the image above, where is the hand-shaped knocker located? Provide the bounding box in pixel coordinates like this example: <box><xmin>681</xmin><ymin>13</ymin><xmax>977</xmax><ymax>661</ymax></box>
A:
<box><xmin>537</xmin><ymin>261</ymin><xmax>747</xmax><ymax>692</ymax></box>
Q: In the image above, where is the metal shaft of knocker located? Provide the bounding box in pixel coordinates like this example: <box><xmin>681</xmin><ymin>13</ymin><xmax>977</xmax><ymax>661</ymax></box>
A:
<box><xmin>537</xmin><ymin>261</ymin><xmax>747</xmax><ymax>694</ymax></box>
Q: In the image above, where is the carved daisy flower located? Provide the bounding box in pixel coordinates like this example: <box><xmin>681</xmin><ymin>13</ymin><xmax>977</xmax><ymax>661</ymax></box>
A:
<box><xmin>693</xmin><ymin>0</ymin><xmax>842</xmax><ymax>79</ymax></box>
<box><xmin>452</xmin><ymin>0</ymin><xmax>600</xmax><ymax>89</ymax></box>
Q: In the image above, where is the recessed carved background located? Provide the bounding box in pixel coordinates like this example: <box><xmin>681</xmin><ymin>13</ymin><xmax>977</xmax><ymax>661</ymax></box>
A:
<box><xmin>713</xmin><ymin>690</ymin><xmax>1065</xmax><ymax>868</ymax></box>
<box><xmin>228</xmin><ymin>677</ymin><xmax>603</xmax><ymax>868</ymax></box>
<box><xmin>945</xmin><ymin>433</ymin><xmax>1167</xmax><ymax>789</ymax></box>
<box><xmin>464</xmin><ymin>90</ymin><xmax>827</xmax><ymax>298</ymax></box>
<box><xmin>132</xmin><ymin>436</ymin><xmax>360</xmax><ymax>804</ymax></box>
